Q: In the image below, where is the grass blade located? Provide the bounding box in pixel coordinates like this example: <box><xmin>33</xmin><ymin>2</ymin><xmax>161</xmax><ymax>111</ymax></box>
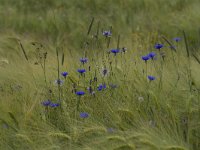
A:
<box><xmin>161</xmin><ymin>35</ymin><xmax>177</xmax><ymax>52</ymax></box>
<box><xmin>183</xmin><ymin>30</ymin><xmax>190</xmax><ymax>57</ymax></box>
<box><xmin>62</xmin><ymin>49</ymin><xmax>65</xmax><ymax>66</ymax></box>
<box><xmin>19</xmin><ymin>42</ymin><xmax>29</xmax><ymax>61</ymax></box>
<box><xmin>117</xmin><ymin>34</ymin><xmax>120</xmax><ymax>49</ymax></box>
<box><xmin>87</xmin><ymin>17</ymin><xmax>94</xmax><ymax>35</ymax></box>
<box><xmin>8</xmin><ymin>112</ymin><xmax>19</xmax><ymax>129</ymax></box>
<box><xmin>192</xmin><ymin>53</ymin><xmax>200</xmax><ymax>64</ymax></box>
<box><xmin>107</xmin><ymin>26</ymin><xmax>112</xmax><ymax>48</ymax></box>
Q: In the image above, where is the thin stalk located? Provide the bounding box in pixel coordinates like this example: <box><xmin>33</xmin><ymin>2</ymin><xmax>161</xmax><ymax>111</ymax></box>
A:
<box><xmin>159</xmin><ymin>58</ymin><xmax>164</xmax><ymax>90</ymax></box>
<box><xmin>76</xmin><ymin>96</ymin><xmax>81</xmax><ymax>111</ymax></box>
<box><xmin>170</xmin><ymin>49</ymin><xmax>180</xmax><ymax>88</ymax></box>
<box><xmin>43</xmin><ymin>54</ymin><xmax>47</xmax><ymax>87</ymax></box>
<box><xmin>145</xmin><ymin>62</ymin><xmax>148</xmax><ymax>81</ymax></box>
<box><xmin>87</xmin><ymin>17</ymin><xmax>94</xmax><ymax>35</ymax></box>
<box><xmin>61</xmin><ymin>49</ymin><xmax>65</xmax><ymax>66</ymax></box>
<box><xmin>19</xmin><ymin>42</ymin><xmax>29</xmax><ymax>61</ymax></box>
<box><xmin>107</xmin><ymin>26</ymin><xmax>112</xmax><ymax>48</ymax></box>
<box><xmin>117</xmin><ymin>34</ymin><xmax>120</xmax><ymax>49</ymax></box>
<box><xmin>56</xmin><ymin>47</ymin><xmax>61</xmax><ymax>101</ymax></box>
<box><xmin>183</xmin><ymin>30</ymin><xmax>192</xmax><ymax>92</ymax></box>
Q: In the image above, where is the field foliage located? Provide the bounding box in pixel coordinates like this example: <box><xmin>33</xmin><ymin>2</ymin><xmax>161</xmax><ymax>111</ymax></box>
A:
<box><xmin>0</xmin><ymin>0</ymin><xmax>200</xmax><ymax>150</ymax></box>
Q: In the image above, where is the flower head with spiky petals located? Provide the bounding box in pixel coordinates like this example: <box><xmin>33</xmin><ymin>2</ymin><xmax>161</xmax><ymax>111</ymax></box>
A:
<box><xmin>77</xmin><ymin>69</ymin><xmax>86</xmax><ymax>74</ymax></box>
<box><xmin>61</xmin><ymin>72</ymin><xmax>68</xmax><ymax>78</ymax></box>
<box><xmin>148</xmin><ymin>52</ymin><xmax>156</xmax><ymax>59</ymax></box>
<box><xmin>142</xmin><ymin>55</ymin><xmax>150</xmax><ymax>62</ymax></box>
<box><xmin>154</xmin><ymin>43</ymin><xmax>163</xmax><ymax>50</ymax></box>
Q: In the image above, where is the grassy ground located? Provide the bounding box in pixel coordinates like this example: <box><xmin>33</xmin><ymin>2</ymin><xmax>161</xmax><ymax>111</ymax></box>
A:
<box><xmin>0</xmin><ymin>0</ymin><xmax>200</xmax><ymax>150</ymax></box>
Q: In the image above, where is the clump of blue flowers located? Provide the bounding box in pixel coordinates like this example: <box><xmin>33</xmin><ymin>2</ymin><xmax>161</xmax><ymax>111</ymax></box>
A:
<box><xmin>97</xmin><ymin>84</ymin><xmax>106</xmax><ymax>91</ymax></box>
<box><xmin>42</xmin><ymin>100</ymin><xmax>60</xmax><ymax>108</ymax></box>
<box><xmin>49</xmin><ymin>103</ymin><xmax>60</xmax><ymax>108</ymax></box>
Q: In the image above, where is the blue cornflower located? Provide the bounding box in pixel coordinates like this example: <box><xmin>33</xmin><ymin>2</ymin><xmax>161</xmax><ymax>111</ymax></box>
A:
<box><xmin>142</xmin><ymin>55</ymin><xmax>150</xmax><ymax>61</ymax></box>
<box><xmin>49</xmin><ymin>103</ymin><xmax>60</xmax><ymax>108</ymax></box>
<box><xmin>42</xmin><ymin>99</ymin><xmax>51</xmax><ymax>106</ymax></box>
<box><xmin>154</xmin><ymin>43</ymin><xmax>163</xmax><ymax>50</ymax></box>
<box><xmin>76</xmin><ymin>91</ymin><xmax>85</xmax><ymax>96</ymax></box>
<box><xmin>80</xmin><ymin>112</ymin><xmax>89</xmax><ymax>118</ymax></box>
<box><xmin>54</xmin><ymin>79</ymin><xmax>64</xmax><ymax>86</ymax></box>
<box><xmin>77</xmin><ymin>69</ymin><xmax>86</xmax><ymax>74</ymax></box>
<box><xmin>173</xmin><ymin>37</ymin><xmax>181</xmax><ymax>42</ymax></box>
<box><xmin>97</xmin><ymin>85</ymin><xmax>103</xmax><ymax>91</ymax></box>
<box><xmin>148</xmin><ymin>52</ymin><xmax>156</xmax><ymax>59</ymax></box>
<box><xmin>61</xmin><ymin>72</ymin><xmax>68</xmax><ymax>78</ymax></box>
<box><xmin>103</xmin><ymin>31</ymin><xmax>112</xmax><ymax>37</ymax></box>
<box><xmin>97</xmin><ymin>84</ymin><xmax>106</xmax><ymax>91</ymax></box>
<box><xmin>148</xmin><ymin>75</ymin><xmax>156</xmax><ymax>81</ymax></box>
<box><xmin>80</xmin><ymin>58</ymin><xmax>88</xmax><ymax>64</ymax></box>
<box><xmin>111</xmin><ymin>49</ymin><xmax>120</xmax><ymax>56</ymax></box>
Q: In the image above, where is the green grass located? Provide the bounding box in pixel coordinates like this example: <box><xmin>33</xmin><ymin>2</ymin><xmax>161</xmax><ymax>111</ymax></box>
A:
<box><xmin>0</xmin><ymin>0</ymin><xmax>200</xmax><ymax>150</ymax></box>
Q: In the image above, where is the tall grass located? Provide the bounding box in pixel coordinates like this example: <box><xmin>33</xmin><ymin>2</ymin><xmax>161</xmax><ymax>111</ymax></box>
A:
<box><xmin>1</xmin><ymin>0</ymin><xmax>200</xmax><ymax>48</ymax></box>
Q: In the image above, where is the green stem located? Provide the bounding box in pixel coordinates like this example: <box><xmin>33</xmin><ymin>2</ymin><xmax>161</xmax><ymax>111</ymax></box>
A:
<box><xmin>76</xmin><ymin>96</ymin><xmax>81</xmax><ymax>111</ymax></box>
<box><xmin>56</xmin><ymin>47</ymin><xmax>61</xmax><ymax>101</ymax></box>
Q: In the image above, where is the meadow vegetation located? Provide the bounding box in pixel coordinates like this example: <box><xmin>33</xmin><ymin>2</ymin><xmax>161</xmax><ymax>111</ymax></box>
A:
<box><xmin>0</xmin><ymin>0</ymin><xmax>200</xmax><ymax>149</ymax></box>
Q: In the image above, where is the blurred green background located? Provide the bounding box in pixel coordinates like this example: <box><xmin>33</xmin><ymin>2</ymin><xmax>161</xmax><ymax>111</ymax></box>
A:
<box><xmin>1</xmin><ymin>0</ymin><xmax>200</xmax><ymax>49</ymax></box>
